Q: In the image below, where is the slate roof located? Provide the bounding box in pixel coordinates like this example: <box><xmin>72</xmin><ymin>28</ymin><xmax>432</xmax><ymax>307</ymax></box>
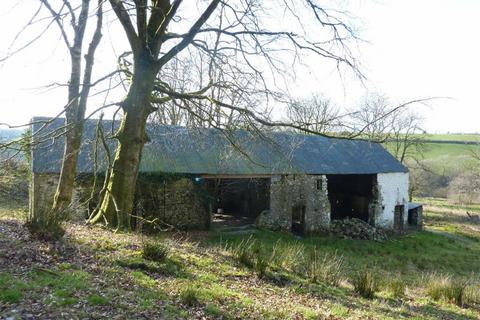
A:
<box><xmin>31</xmin><ymin>117</ymin><xmax>408</xmax><ymax>175</ymax></box>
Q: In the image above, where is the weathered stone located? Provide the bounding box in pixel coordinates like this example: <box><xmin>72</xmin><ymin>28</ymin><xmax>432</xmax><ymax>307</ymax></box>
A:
<box><xmin>135</xmin><ymin>177</ymin><xmax>210</xmax><ymax>231</ymax></box>
<box><xmin>257</xmin><ymin>174</ymin><xmax>330</xmax><ymax>233</ymax></box>
<box><xmin>329</xmin><ymin>218</ymin><xmax>388</xmax><ymax>241</ymax></box>
<box><xmin>30</xmin><ymin>173</ymin><xmax>210</xmax><ymax>230</ymax></box>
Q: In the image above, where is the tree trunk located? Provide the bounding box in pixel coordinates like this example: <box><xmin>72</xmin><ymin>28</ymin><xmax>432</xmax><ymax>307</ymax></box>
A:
<box><xmin>51</xmin><ymin>0</ymin><xmax>103</xmax><ymax>215</ymax></box>
<box><xmin>51</xmin><ymin>49</ymin><xmax>83</xmax><ymax>214</ymax></box>
<box><xmin>89</xmin><ymin>57</ymin><xmax>157</xmax><ymax>229</ymax></box>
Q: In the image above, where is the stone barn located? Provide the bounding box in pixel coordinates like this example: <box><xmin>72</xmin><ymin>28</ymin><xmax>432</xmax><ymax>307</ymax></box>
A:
<box><xmin>30</xmin><ymin>117</ymin><xmax>414</xmax><ymax>233</ymax></box>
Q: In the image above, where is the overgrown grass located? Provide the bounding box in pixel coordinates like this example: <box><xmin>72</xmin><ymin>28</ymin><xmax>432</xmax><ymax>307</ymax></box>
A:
<box><xmin>306</xmin><ymin>249</ymin><xmax>344</xmax><ymax>286</ymax></box>
<box><xmin>87</xmin><ymin>294</ymin><xmax>110</xmax><ymax>305</ymax></box>
<box><xmin>214</xmin><ymin>225</ymin><xmax>480</xmax><ymax>280</ymax></box>
<box><xmin>386</xmin><ymin>278</ymin><xmax>406</xmax><ymax>298</ymax></box>
<box><xmin>179</xmin><ymin>285</ymin><xmax>201</xmax><ymax>306</ymax></box>
<box><xmin>142</xmin><ymin>240</ymin><xmax>170</xmax><ymax>262</ymax></box>
<box><xmin>351</xmin><ymin>270</ymin><xmax>378</xmax><ymax>299</ymax></box>
<box><xmin>425</xmin><ymin>273</ymin><xmax>472</xmax><ymax>307</ymax></box>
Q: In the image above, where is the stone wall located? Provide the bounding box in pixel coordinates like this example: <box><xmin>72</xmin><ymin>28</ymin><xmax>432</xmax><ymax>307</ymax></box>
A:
<box><xmin>31</xmin><ymin>171</ymin><xmax>412</xmax><ymax>232</ymax></box>
<box><xmin>257</xmin><ymin>174</ymin><xmax>330</xmax><ymax>233</ymax></box>
<box><xmin>30</xmin><ymin>173</ymin><xmax>89</xmax><ymax>221</ymax></box>
<box><xmin>135</xmin><ymin>177</ymin><xmax>210</xmax><ymax>231</ymax></box>
<box><xmin>30</xmin><ymin>173</ymin><xmax>210</xmax><ymax>230</ymax></box>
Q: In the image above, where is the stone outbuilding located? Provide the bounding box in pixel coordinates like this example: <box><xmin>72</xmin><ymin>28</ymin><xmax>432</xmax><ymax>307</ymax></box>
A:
<box><xmin>30</xmin><ymin>117</ymin><xmax>415</xmax><ymax>233</ymax></box>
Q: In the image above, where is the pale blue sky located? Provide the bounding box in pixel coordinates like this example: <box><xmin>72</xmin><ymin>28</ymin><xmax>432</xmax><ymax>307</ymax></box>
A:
<box><xmin>0</xmin><ymin>0</ymin><xmax>478</xmax><ymax>133</ymax></box>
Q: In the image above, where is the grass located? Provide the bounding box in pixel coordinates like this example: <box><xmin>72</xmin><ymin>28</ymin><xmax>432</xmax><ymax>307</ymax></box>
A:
<box><xmin>422</xmin><ymin>134</ymin><xmax>480</xmax><ymax>142</ymax></box>
<box><xmin>351</xmin><ymin>270</ymin><xmax>378</xmax><ymax>299</ymax></box>
<box><xmin>1</xmin><ymin>197</ymin><xmax>480</xmax><ymax>319</ymax></box>
<box><xmin>426</xmin><ymin>274</ymin><xmax>468</xmax><ymax>307</ymax></box>
<box><xmin>306</xmin><ymin>249</ymin><xmax>344</xmax><ymax>286</ymax></box>
<box><xmin>141</xmin><ymin>240</ymin><xmax>170</xmax><ymax>262</ymax></box>
<box><xmin>0</xmin><ymin>273</ymin><xmax>27</xmax><ymax>303</ymax></box>
<box><xmin>179</xmin><ymin>286</ymin><xmax>202</xmax><ymax>306</ymax></box>
<box><xmin>214</xmin><ymin>224</ymin><xmax>480</xmax><ymax>279</ymax></box>
<box><xmin>87</xmin><ymin>294</ymin><xmax>110</xmax><ymax>305</ymax></box>
<box><xmin>387</xmin><ymin>278</ymin><xmax>406</xmax><ymax>298</ymax></box>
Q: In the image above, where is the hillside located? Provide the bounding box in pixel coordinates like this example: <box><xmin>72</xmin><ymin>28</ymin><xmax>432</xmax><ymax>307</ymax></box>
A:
<box><xmin>1</xmin><ymin>198</ymin><xmax>479</xmax><ymax>319</ymax></box>
<box><xmin>384</xmin><ymin>133</ymin><xmax>480</xmax><ymax>174</ymax></box>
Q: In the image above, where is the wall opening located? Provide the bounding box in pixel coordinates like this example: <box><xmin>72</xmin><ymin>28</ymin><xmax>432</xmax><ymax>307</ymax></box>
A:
<box><xmin>327</xmin><ymin>174</ymin><xmax>376</xmax><ymax>222</ymax></box>
<box><xmin>407</xmin><ymin>203</ymin><xmax>423</xmax><ymax>230</ymax></box>
<box><xmin>291</xmin><ymin>204</ymin><xmax>306</xmax><ymax>235</ymax></box>
<box><xmin>206</xmin><ymin>178</ymin><xmax>270</xmax><ymax>228</ymax></box>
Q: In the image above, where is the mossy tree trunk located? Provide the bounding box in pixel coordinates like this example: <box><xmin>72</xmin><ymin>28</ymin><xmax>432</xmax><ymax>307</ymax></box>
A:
<box><xmin>89</xmin><ymin>54</ymin><xmax>157</xmax><ymax>228</ymax></box>
<box><xmin>90</xmin><ymin>52</ymin><xmax>157</xmax><ymax>229</ymax></box>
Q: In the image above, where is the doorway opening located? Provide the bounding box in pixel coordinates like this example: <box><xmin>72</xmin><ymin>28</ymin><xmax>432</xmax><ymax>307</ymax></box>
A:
<box><xmin>206</xmin><ymin>177</ymin><xmax>270</xmax><ymax>229</ymax></box>
<box><xmin>327</xmin><ymin>174</ymin><xmax>376</xmax><ymax>223</ymax></box>
<box><xmin>291</xmin><ymin>204</ymin><xmax>306</xmax><ymax>235</ymax></box>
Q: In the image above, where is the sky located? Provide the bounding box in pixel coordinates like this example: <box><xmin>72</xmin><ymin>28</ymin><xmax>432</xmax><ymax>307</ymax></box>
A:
<box><xmin>0</xmin><ymin>0</ymin><xmax>479</xmax><ymax>133</ymax></box>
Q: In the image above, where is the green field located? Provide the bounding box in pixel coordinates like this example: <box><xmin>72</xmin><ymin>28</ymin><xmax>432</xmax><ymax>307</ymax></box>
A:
<box><xmin>385</xmin><ymin>133</ymin><xmax>480</xmax><ymax>173</ymax></box>
<box><xmin>423</xmin><ymin>134</ymin><xmax>480</xmax><ymax>142</ymax></box>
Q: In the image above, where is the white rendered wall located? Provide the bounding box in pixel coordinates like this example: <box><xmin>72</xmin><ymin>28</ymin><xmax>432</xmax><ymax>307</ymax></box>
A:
<box><xmin>376</xmin><ymin>172</ymin><xmax>409</xmax><ymax>228</ymax></box>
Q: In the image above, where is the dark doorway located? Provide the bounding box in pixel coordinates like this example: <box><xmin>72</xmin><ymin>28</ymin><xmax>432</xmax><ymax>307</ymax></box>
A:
<box><xmin>291</xmin><ymin>204</ymin><xmax>306</xmax><ymax>235</ymax></box>
<box><xmin>327</xmin><ymin>174</ymin><xmax>376</xmax><ymax>222</ymax></box>
<box><xmin>206</xmin><ymin>178</ymin><xmax>270</xmax><ymax>228</ymax></box>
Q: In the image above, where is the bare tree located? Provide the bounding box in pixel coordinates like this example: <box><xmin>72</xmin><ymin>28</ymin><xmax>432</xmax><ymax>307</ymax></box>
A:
<box><xmin>0</xmin><ymin>1</ymin><xmax>104</xmax><ymax>231</ymax></box>
<box><xmin>88</xmin><ymin>0</ymin><xmax>361</xmax><ymax>229</ymax></box>
<box><xmin>150</xmin><ymin>48</ymin><xmax>262</xmax><ymax>129</ymax></box>
<box><xmin>4</xmin><ymin>1</ymin><xmax>105</xmax><ymax>218</ymax></box>
<box><xmin>389</xmin><ymin>110</ymin><xmax>426</xmax><ymax>164</ymax></box>
<box><xmin>348</xmin><ymin>93</ymin><xmax>392</xmax><ymax>141</ymax></box>
<box><xmin>348</xmin><ymin>93</ymin><xmax>428</xmax><ymax>164</ymax></box>
<box><xmin>43</xmin><ymin>0</ymin><xmax>104</xmax><ymax>215</ymax></box>
<box><xmin>285</xmin><ymin>94</ymin><xmax>340</xmax><ymax>134</ymax></box>
<box><xmin>448</xmin><ymin>167</ymin><xmax>480</xmax><ymax>205</ymax></box>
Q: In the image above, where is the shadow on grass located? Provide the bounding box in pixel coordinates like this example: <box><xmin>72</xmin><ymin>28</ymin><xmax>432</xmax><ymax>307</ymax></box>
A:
<box><xmin>116</xmin><ymin>255</ymin><xmax>190</xmax><ymax>279</ymax></box>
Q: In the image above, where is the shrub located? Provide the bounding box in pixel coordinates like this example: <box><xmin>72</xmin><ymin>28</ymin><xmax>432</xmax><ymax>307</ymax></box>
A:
<box><xmin>351</xmin><ymin>270</ymin><xmax>378</xmax><ymax>299</ymax></box>
<box><xmin>387</xmin><ymin>278</ymin><xmax>406</xmax><ymax>298</ymax></box>
<box><xmin>142</xmin><ymin>241</ymin><xmax>169</xmax><ymax>262</ymax></box>
<box><xmin>306</xmin><ymin>249</ymin><xmax>344</xmax><ymax>286</ymax></box>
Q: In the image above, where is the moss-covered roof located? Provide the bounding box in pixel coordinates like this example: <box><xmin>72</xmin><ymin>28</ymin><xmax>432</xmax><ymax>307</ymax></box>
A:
<box><xmin>31</xmin><ymin>117</ymin><xmax>407</xmax><ymax>175</ymax></box>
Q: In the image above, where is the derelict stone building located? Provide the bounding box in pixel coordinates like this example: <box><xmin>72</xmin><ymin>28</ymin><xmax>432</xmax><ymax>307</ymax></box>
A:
<box><xmin>30</xmin><ymin>117</ymin><xmax>415</xmax><ymax>233</ymax></box>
